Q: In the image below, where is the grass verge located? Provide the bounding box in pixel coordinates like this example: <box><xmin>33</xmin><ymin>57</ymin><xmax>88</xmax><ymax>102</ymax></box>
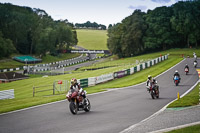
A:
<box><xmin>166</xmin><ymin>124</ymin><xmax>200</xmax><ymax>133</ymax></box>
<box><xmin>167</xmin><ymin>83</ymin><xmax>200</xmax><ymax>108</ymax></box>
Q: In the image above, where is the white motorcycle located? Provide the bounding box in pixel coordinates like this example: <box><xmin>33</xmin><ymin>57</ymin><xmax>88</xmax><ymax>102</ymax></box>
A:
<box><xmin>194</xmin><ymin>61</ymin><xmax>198</xmax><ymax>68</ymax></box>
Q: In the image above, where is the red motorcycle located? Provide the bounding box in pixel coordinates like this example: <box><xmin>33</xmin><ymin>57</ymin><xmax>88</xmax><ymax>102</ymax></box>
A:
<box><xmin>149</xmin><ymin>84</ymin><xmax>159</xmax><ymax>99</ymax></box>
<box><xmin>174</xmin><ymin>76</ymin><xmax>180</xmax><ymax>86</ymax></box>
<box><xmin>185</xmin><ymin>68</ymin><xmax>189</xmax><ymax>75</ymax></box>
<box><xmin>66</xmin><ymin>89</ymin><xmax>91</xmax><ymax>115</ymax></box>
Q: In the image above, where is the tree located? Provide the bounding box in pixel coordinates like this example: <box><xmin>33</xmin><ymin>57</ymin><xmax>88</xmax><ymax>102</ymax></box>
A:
<box><xmin>0</xmin><ymin>31</ymin><xmax>16</xmax><ymax>58</ymax></box>
<box><xmin>120</xmin><ymin>10</ymin><xmax>147</xmax><ymax>56</ymax></box>
<box><xmin>170</xmin><ymin>1</ymin><xmax>197</xmax><ymax>47</ymax></box>
<box><xmin>144</xmin><ymin>6</ymin><xmax>177</xmax><ymax>50</ymax></box>
<box><xmin>107</xmin><ymin>23</ymin><xmax>123</xmax><ymax>57</ymax></box>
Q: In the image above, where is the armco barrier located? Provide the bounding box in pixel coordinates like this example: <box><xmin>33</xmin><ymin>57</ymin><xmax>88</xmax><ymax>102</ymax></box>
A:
<box><xmin>88</xmin><ymin>77</ymin><xmax>96</xmax><ymax>86</ymax></box>
<box><xmin>130</xmin><ymin>67</ymin><xmax>134</xmax><ymax>74</ymax></box>
<box><xmin>80</xmin><ymin>78</ymin><xmax>88</xmax><ymax>88</ymax></box>
<box><xmin>134</xmin><ymin>66</ymin><xmax>137</xmax><ymax>72</ymax></box>
<box><xmin>78</xmin><ymin>54</ymin><xmax>168</xmax><ymax>88</ymax></box>
<box><xmin>96</xmin><ymin>73</ymin><xmax>114</xmax><ymax>84</ymax></box>
<box><xmin>126</xmin><ymin>69</ymin><xmax>130</xmax><ymax>75</ymax></box>
<box><xmin>114</xmin><ymin>71</ymin><xmax>126</xmax><ymax>79</ymax></box>
<box><xmin>137</xmin><ymin>65</ymin><xmax>140</xmax><ymax>72</ymax></box>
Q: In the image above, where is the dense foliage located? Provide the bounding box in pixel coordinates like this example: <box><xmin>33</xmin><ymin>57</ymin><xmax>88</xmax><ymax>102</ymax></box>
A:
<box><xmin>0</xmin><ymin>3</ymin><xmax>78</xmax><ymax>58</ymax></box>
<box><xmin>107</xmin><ymin>0</ymin><xmax>200</xmax><ymax>58</ymax></box>
<box><xmin>75</xmin><ymin>21</ymin><xmax>106</xmax><ymax>30</ymax></box>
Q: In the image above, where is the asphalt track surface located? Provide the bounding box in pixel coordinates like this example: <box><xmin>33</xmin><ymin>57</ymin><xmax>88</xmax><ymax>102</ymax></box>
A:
<box><xmin>0</xmin><ymin>58</ymin><xmax>199</xmax><ymax>133</ymax></box>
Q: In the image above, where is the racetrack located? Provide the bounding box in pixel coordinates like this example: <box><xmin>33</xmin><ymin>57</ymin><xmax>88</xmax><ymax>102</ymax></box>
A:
<box><xmin>0</xmin><ymin>58</ymin><xmax>199</xmax><ymax>133</ymax></box>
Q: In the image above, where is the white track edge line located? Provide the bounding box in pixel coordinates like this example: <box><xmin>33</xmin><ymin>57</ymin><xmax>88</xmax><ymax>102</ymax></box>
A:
<box><xmin>148</xmin><ymin>121</ymin><xmax>200</xmax><ymax>133</ymax></box>
<box><xmin>0</xmin><ymin>58</ymin><xmax>185</xmax><ymax>116</ymax></box>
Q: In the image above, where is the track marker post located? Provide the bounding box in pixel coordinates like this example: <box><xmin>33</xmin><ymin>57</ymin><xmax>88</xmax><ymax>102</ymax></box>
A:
<box><xmin>177</xmin><ymin>92</ymin><xmax>180</xmax><ymax>100</ymax></box>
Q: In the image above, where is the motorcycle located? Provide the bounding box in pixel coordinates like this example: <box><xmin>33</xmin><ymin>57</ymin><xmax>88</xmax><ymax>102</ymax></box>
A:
<box><xmin>147</xmin><ymin>81</ymin><xmax>159</xmax><ymax>99</ymax></box>
<box><xmin>149</xmin><ymin>84</ymin><xmax>159</xmax><ymax>99</ymax></box>
<box><xmin>184</xmin><ymin>68</ymin><xmax>189</xmax><ymax>75</ymax></box>
<box><xmin>66</xmin><ymin>89</ymin><xmax>91</xmax><ymax>115</ymax></box>
<box><xmin>174</xmin><ymin>76</ymin><xmax>180</xmax><ymax>86</ymax></box>
<box><xmin>194</xmin><ymin>61</ymin><xmax>198</xmax><ymax>68</ymax></box>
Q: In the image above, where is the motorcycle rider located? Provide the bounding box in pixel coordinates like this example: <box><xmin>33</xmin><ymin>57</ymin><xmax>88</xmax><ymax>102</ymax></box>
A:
<box><xmin>173</xmin><ymin>70</ymin><xmax>181</xmax><ymax>82</ymax></box>
<box><xmin>184</xmin><ymin>64</ymin><xmax>189</xmax><ymax>72</ymax></box>
<box><xmin>152</xmin><ymin>78</ymin><xmax>157</xmax><ymax>86</ymax></box>
<box><xmin>146</xmin><ymin>75</ymin><xmax>153</xmax><ymax>92</ymax></box>
<box><xmin>194</xmin><ymin>60</ymin><xmax>198</xmax><ymax>67</ymax></box>
<box><xmin>70</xmin><ymin>78</ymin><xmax>86</xmax><ymax>104</ymax></box>
<box><xmin>152</xmin><ymin>78</ymin><xmax>159</xmax><ymax>93</ymax></box>
<box><xmin>193</xmin><ymin>52</ymin><xmax>197</xmax><ymax>59</ymax></box>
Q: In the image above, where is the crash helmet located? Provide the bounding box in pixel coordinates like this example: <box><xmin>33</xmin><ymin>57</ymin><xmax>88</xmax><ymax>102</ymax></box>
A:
<box><xmin>186</xmin><ymin>64</ymin><xmax>188</xmax><ymax>66</ymax></box>
<box><xmin>71</xmin><ymin>78</ymin><xmax>77</xmax><ymax>85</ymax></box>
<box><xmin>148</xmin><ymin>75</ymin><xmax>152</xmax><ymax>80</ymax></box>
<box><xmin>175</xmin><ymin>70</ymin><xmax>178</xmax><ymax>73</ymax></box>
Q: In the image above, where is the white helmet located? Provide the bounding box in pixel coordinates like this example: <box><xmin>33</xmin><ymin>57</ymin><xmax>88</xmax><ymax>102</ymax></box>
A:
<box><xmin>175</xmin><ymin>70</ymin><xmax>178</xmax><ymax>73</ymax></box>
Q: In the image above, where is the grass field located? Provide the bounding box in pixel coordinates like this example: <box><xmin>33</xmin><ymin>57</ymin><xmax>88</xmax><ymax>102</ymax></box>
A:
<box><xmin>1</xmin><ymin>48</ymin><xmax>199</xmax><ymax>113</ymax></box>
<box><xmin>76</xmin><ymin>29</ymin><xmax>108</xmax><ymax>50</ymax></box>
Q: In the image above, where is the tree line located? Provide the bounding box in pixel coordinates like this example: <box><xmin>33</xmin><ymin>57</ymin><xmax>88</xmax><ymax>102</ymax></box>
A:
<box><xmin>75</xmin><ymin>21</ymin><xmax>106</xmax><ymax>30</ymax></box>
<box><xmin>0</xmin><ymin>3</ymin><xmax>78</xmax><ymax>59</ymax></box>
<box><xmin>107</xmin><ymin>0</ymin><xmax>200</xmax><ymax>58</ymax></box>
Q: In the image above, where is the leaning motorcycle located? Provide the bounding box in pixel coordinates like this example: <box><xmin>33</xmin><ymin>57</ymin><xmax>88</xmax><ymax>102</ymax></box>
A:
<box><xmin>174</xmin><ymin>76</ymin><xmax>179</xmax><ymax>86</ymax></box>
<box><xmin>149</xmin><ymin>84</ymin><xmax>159</xmax><ymax>99</ymax></box>
<box><xmin>66</xmin><ymin>89</ymin><xmax>91</xmax><ymax>115</ymax></box>
<box><xmin>194</xmin><ymin>61</ymin><xmax>198</xmax><ymax>68</ymax></box>
<box><xmin>184</xmin><ymin>68</ymin><xmax>189</xmax><ymax>75</ymax></box>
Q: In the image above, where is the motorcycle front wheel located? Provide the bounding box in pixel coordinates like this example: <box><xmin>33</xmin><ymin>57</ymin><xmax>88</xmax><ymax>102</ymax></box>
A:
<box><xmin>84</xmin><ymin>98</ymin><xmax>91</xmax><ymax>112</ymax></box>
<box><xmin>69</xmin><ymin>102</ymin><xmax>78</xmax><ymax>115</ymax></box>
<box><xmin>151</xmin><ymin>90</ymin><xmax>155</xmax><ymax>99</ymax></box>
<box><xmin>156</xmin><ymin>91</ymin><xmax>159</xmax><ymax>99</ymax></box>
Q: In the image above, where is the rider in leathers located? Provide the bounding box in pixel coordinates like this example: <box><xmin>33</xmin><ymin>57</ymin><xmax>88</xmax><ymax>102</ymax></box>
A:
<box><xmin>184</xmin><ymin>64</ymin><xmax>189</xmax><ymax>72</ymax></box>
<box><xmin>173</xmin><ymin>70</ymin><xmax>181</xmax><ymax>83</ymax></box>
<box><xmin>70</xmin><ymin>78</ymin><xmax>86</xmax><ymax>104</ymax></box>
<box><xmin>146</xmin><ymin>75</ymin><xmax>153</xmax><ymax>92</ymax></box>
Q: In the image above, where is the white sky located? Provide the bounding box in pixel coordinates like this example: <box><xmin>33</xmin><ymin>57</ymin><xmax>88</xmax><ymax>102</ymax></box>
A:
<box><xmin>0</xmin><ymin>0</ymin><xmax>183</xmax><ymax>27</ymax></box>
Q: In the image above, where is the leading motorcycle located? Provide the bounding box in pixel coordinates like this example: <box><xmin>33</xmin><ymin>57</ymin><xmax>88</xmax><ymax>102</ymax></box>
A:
<box><xmin>66</xmin><ymin>89</ymin><xmax>91</xmax><ymax>115</ymax></box>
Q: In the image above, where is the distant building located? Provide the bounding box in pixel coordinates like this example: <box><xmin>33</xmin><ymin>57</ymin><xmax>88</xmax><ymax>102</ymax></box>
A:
<box><xmin>0</xmin><ymin>72</ymin><xmax>29</xmax><ymax>83</ymax></box>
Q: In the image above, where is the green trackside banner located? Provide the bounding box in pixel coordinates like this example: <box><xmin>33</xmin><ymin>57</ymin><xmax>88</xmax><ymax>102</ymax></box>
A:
<box><xmin>80</xmin><ymin>78</ymin><xmax>88</xmax><ymax>88</ymax></box>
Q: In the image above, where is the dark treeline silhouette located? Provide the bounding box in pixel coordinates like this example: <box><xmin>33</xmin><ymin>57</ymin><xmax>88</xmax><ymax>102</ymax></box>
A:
<box><xmin>75</xmin><ymin>21</ymin><xmax>106</xmax><ymax>30</ymax></box>
<box><xmin>107</xmin><ymin>0</ymin><xmax>200</xmax><ymax>58</ymax></box>
<box><xmin>0</xmin><ymin>3</ymin><xmax>78</xmax><ymax>58</ymax></box>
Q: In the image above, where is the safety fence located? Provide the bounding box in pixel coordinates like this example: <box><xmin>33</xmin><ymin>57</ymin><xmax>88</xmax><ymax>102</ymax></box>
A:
<box><xmin>33</xmin><ymin>80</ymin><xmax>69</xmax><ymax>97</ymax></box>
<box><xmin>77</xmin><ymin>55</ymin><xmax>168</xmax><ymax>88</ymax></box>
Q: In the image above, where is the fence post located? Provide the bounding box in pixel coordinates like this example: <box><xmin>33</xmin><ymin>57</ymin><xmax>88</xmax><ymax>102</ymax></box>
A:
<box><xmin>53</xmin><ymin>82</ymin><xmax>55</xmax><ymax>95</ymax></box>
<box><xmin>33</xmin><ymin>86</ymin><xmax>35</xmax><ymax>97</ymax></box>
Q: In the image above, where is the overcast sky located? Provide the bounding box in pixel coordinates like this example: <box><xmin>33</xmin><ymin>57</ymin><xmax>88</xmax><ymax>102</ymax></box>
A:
<box><xmin>0</xmin><ymin>0</ymin><xmax>183</xmax><ymax>27</ymax></box>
